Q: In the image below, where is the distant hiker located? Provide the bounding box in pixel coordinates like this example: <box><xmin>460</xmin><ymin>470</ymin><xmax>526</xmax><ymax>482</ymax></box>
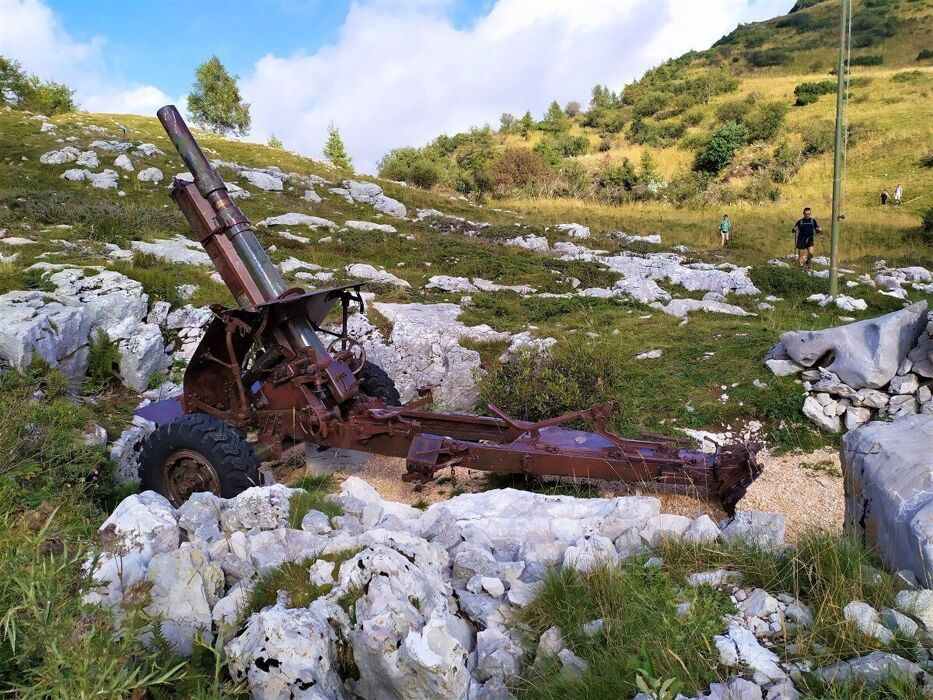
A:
<box><xmin>881</xmin><ymin>190</ymin><xmax>889</xmax><ymax>206</ymax></box>
<box><xmin>719</xmin><ymin>214</ymin><xmax>733</xmax><ymax>247</ymax></box>
<box><xmin>894</xmin><ymin>184</ymin><xmax>903</xmax><ymax>205</ymax></box>
<box><xmin>792</xmin><ymin>206</ymin><xmax>822</xmax><ymax>268</ymax></box>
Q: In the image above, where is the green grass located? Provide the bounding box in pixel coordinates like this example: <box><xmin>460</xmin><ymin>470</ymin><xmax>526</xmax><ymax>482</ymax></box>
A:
<box><xmin>658</xmin><ymin>532</ymin><xmax>914</xmax><ymax>667</ymax></box>
<box><xmin>287</xmin><ymin>473</ymin><xmax>343</xmax><ymax>528</ymax></box>
<box><xmin>515</xmin><ymin>560</ymin><xmax>734</xmax><ymax>699</ymax></box>
<box><xmin>239</xmin><ymin>548</ymin><xmax>360</xmax><ymax>627</ymax></box>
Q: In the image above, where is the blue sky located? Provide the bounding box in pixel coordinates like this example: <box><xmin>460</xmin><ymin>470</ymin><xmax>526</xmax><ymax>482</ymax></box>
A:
<box><xmin>1</xmin><ymin>0</ymin><xmax>791</xmax><ymax>172</ymax></box>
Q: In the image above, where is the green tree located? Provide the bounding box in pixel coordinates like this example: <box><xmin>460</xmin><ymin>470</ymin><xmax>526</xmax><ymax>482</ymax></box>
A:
<box><xmin>539</xmin><ymin>100</ymin><xmax>570</xmax><ymax>133</ymax></box>
<box><xmin>267</xmin><ymin>133</ymin><xmax>283</xmax><ymax>149</ymax></box>
<box><xmin>186</xmin><ymin>56</ymin><xmax>251</xmax><ymax>136</ymax></box>
<box><xmin>0</xmin><ymin>56</ymin><xmax>27</xmax><ymax>106</ymax></box>
<box><xmin>323</xmin><ymin>122</ymin><xmax>353</xmax><ymax>170</ymax></box>
<box><xmin>519</xmin><ymin>111</ymin><xmax>534</xmax><ymax>139</ymax></box>
<box><xmin>499</xmin><ymin>112</ymin><xmax>517</xmax><ymax>134</ymax></box>
<box><xmin>0</xmin><ymin>55</ymin><xmax>75</xmax><ymax>114</ymax></box>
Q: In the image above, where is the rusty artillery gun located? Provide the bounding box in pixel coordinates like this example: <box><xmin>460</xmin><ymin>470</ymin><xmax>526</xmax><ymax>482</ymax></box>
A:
<box><xmin>136</xmin><ymin>105</ymin><xmax>762</xmax><ymax>512</ymax></box>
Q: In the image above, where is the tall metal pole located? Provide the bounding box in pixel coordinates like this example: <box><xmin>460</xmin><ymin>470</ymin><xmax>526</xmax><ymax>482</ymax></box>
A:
<box><xmin>829</xmin><ymin>0</ymin><xmax>848</xmax><ymax>298</ymax></box>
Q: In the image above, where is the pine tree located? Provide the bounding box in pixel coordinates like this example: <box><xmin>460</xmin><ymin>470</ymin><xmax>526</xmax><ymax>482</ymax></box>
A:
<box><xmin>519</xmin><ymin>111</ymin><xmax>534</xmax><ymax>139</ymax></box>
<box><xmin>323</xmin><ymin>123</ymin><xmax>352</xmax><ymax>170</ymax></box>
<box><xmin>267</xmin><ymin>133</ymin><xmax>283</xmax><ymax>149</ymax></box>
<box><xmin>539</xmin><ymin>100</ymin><xmax>570</xmax><ymax>133</ymax></box>
<box><xmin>186</xmin><ymin>56</ymin><xmax>251</xmax><ymax>136</ymax></box>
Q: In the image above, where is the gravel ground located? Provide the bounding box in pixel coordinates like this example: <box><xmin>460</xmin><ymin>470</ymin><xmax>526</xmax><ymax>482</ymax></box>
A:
<box><xmin>278</xmin><ymin>446</ymin><xmax>844</xmax><ymax>543</ymax></box>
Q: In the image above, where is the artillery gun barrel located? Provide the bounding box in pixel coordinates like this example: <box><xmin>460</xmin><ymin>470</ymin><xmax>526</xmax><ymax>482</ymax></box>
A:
<box><xmin>156</xmin><ymin>105</ymin><xmax>328</xmax><ymax>360</ymax></box>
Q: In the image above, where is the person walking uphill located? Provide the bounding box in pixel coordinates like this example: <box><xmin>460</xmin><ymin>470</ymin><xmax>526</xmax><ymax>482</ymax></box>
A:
<box><xmin>719</xmin><ymin>214</ymin><xmax>733</xmax><ymax>247</ymax></box>
<box><xmin>792</xmin><ymin>206</ymin><xmax>822</xmax><ymax>268</ymax></box>
<box><xmin>894</xmin><ymin>184</ymin><xmax>903</xmax><ymax>205</ymax></box>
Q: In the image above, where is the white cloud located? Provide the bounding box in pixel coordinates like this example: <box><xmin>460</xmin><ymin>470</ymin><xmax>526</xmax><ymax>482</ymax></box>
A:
<box><xmin>0</xmin><ymin>0</ymin><xmax>171</xmax><ymax>115</ymax></box>
<box><xmin>242</xmin><ymin>0</ymin><xmax>791</xmax><ymax>172</ymax></box>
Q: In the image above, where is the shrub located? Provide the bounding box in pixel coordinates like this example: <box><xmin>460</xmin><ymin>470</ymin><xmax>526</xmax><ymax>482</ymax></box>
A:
<box><xmin>794</xmin><ymin>80</ymin><xmax>836</xmax><ymax>106</ymax></box>
<box><xmin>746</xmin><ymin>49</ymin><xmax>791</xmax><ymax>67</ymax></box>
<box><xmin>800</xmin><ymin>120</ymin><xmax>833</xmax><ymax>156</ymax></box>
<box><xmin>664</xmin><ymin>171</ymin><xmax>710</xmax><ymax>205</ymax></box>
<box><xmin>851</xmin><ymin>12</ymin><xmax>898</xmax><ymax>48</ymax></box>
<box><xmin>596</xmin><ymin>133</ymin><xmax>613</xmax><ymax>152</ymax></box>
<box><xmin>564</xmin><ymin>101</ymin><xmax>581</xmax><ymax>118</ymax></box>
<box><xmin>744</xmin><ymin>101</ymin><xmax>788</xmax><ymax>142</ymax></box>
<box><xmin>921</xmin><ymin>208</ymin><xmax>933</xmax><ymax>245</ymax></box>
<box><xmin>892</xmin><ymin>70</ymin><xmax>925</xmax><ymax>83</ymax></box>
<box><xmin>489</xmin><ymin>148</ymin><xmax>553</xmax><ymax>197</ymax></box>
<box><xmin>693</xmin><ymin>122</ymin><xmax>748</xmax><ymax>174</ymax></box>
<box><xmin>921</xmin><ymin>149</ymin><xmax>933</xmax><ymax>168</ymax></box>
<box><xmin>377</xmin><ymin>147</ymin><xmax>445</xmax><ymax>189</ymax></box>
<box><xmin>848</xmin><ymin>54</ymin><xmax>883</xmax><ymax>66</ymax></box>
<box><xmin>918</xmin><ymin>49</ymin><xmax>933</xmax><ymax>61</ymax></box>
<box><xmin>597</xmin><ymin>158</ymin><xmax>638</xmax><ymax>190</ymax></box>
<box><xmin>84</xmin><ymin>333</ymin><xmax>122</xmax><ymax>393</ymax></box>
<box><xmin>629</xmin><ymin>117</ymin><xmax>686</xmax><ymax>147</ymax></box>
<box><xmin>0</xmin><ymin>56</ymin><xmax>76</xmax><ymax>114</ymax></box>
<box><xmin>715</xmin><ymin>99</ymin><xmax>750</xmax><ymax>124</ymax></box>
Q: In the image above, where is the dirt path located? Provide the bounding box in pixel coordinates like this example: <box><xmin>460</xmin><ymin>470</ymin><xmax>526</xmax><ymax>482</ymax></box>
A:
<box><xmin>278</xmin><ymin>446</ymin><xmax>844</xmax><ymax>543</ymax></box>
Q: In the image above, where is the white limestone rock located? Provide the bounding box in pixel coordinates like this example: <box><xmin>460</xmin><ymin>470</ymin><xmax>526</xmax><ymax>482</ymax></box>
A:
<box><xmin>137</xmin><ymin>167</ymin><xmax>164</xmax><ymax>183</ymax></box>
<box><xmin>780</xmin><ymin>302</ymin><xmax>928</xmax><ymax>390</ymax></box>
<box><xmin>345</xmin><ymin>263</ymin><xmax>410</xmax><ymax>288</ymax></box>
<box><xmin>241</xmin><ymin>169</ymin><xmax>284</xmax><ymax>191</ymax></box>
<box><xmin>114</xmin><ymin>154</ymin><xmax>134</xmax><ymax>171</ymax></box>
<box><xmin>257</xmin><ymin>213</ymin><xmax>337</xmax><ymax>229</ymax></box>
<box><xmin>130</xmin><ymin>235</ymin><xmax>211</xmax><ymax>265</ymax></box>
<box><xmin>344</xmin><ymin>220</ymin><xmax>397</xmax><ymax>234</ymax></box>
<box><xmin>226</xmin><ymin>601</ymin><xmax>347</xmax><ymax>699</ymax></box>
<box><xmin>505</xmin><ymin>234</ymin><xmax>549</xmax><ymax>253</ymax></box>
<box><xmin>83</xmin><ymin>492</ymin><xmax>179</xmax><ymax>609</ymax></box>
<box><xmin>842</xmin><ymin>415</ymin><xmax>933</xmax><ymax>586</ymax></box>
<box><xmin>144</xmin><ymin>544</ymin><xmax>223</xmax><ymax>655</ymax></box>
<box><xmin>554</xmin><ymin>223</ymin><xmax>591</xmax><ymax>239</ymax></box>
<box><xmin>721</xmin><ymin>511</ymin><xmax>785</xmax><ymax>549</ymax></box>
<box><xmin>562</xmin><ymin>534</ymin><xmax>619</xmax><ymax>572</ymax></box>
<box><xmin>654</xmin><ymin>298</ymin><xmax>756</xmax><ymax>319</ymax></box>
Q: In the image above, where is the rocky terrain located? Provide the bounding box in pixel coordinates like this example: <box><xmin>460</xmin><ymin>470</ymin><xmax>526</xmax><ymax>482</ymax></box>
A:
<box><xmin>2</xmin><ymin>103</ymin><xmax>933</xmax><ymax>698</ymax></box>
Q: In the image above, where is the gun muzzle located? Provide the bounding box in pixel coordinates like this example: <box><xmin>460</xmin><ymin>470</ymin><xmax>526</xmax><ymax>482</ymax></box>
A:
<box><xmin>157</xmin><ymin>105</ymin><xmax>226</xmax><ymax>199</ymax></box>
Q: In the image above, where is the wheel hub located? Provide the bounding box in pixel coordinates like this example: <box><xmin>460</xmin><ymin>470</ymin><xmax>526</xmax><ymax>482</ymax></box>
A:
<box><xmin>162</xmin><ymin>448</ymin><xmax>221</xmax><ymax>507</ymax></box>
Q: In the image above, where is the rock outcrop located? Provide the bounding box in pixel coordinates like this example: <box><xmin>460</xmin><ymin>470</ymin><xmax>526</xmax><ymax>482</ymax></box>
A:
<box><xmin>842</xmin><ymin>414</ymin><xmax>933</xmax><ymax>587</ymax></box>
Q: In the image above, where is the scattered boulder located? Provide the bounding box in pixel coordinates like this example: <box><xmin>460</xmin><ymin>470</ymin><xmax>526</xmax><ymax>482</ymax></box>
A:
<box><xmin>137</xmin><ymin>167</ymin><xmax>164</xmax><ymax>183</ymax></box>
<box><xmin>780</xmin><ymin>302</ymin><xmax>928</xmax><ymax>390</ymax></box>
<box><xmin>241</xmin><ymin>169</ymin><xmax>283</xmax><ymax>191</ymax></box>
<box><xmin>130</xmin><ymin>236</ymin><xmax>212</xmax><ymax>266</ymax></box>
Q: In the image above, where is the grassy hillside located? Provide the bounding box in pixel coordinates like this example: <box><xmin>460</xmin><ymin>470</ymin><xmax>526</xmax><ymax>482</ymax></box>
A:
<box><xmin>377</xmin><ymin>0</ymin><xmax>933</xmax><ymax>269</ymax></box>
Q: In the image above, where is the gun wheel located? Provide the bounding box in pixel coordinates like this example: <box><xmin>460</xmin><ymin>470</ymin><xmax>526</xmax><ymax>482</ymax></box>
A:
<box><xmin>162</xmin><ymin>449</ymin><xmax>221</xmax><ymax>507</ymax></box>
<box><xmin>138</xmin><ymin>413</ymin><xmax>260</xmax><ymax>507</ymax></box>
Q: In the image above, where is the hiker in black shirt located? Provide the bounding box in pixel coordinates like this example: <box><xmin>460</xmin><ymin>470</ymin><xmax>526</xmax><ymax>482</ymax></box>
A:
<box><xmin>792</xmin><ymin>207</ymin><xmax>822</xmax><ymax>268</ymax></box>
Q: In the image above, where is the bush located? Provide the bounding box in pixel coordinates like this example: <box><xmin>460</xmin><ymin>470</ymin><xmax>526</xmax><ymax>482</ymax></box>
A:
<box><xmin>84</xmin><ymin>333</ymin><xmax>122</xmax><ymax>393</ymax></box>
<box><xmin>794</xmin><ymin>80</ymin><xmax>836</xmax><ymax>106</ymax></box>
<box><xmin>664</xmin><ymin>171</ymin><xmax>710</xmax><ymax>205</ymax></box>
<box><xmin>629</xmin><ymin>117</ymin><xmax>686</xmax><ymax>147</ymax></box>
<box><xmin>0</xmin><ymin>56</ymin><xmax>76</xmax><ymax>114</ymax></box>
<box><xmin>715</xmin><ymin>99</ymin><xmax>750</xmax><ymax>124</ymax></box>
<box><xmin>848</xmin><ymin>54</ymin><xmax>883</xmax><ymax>66</ymax></box>
<box><xmin>851</xmin><ymin>12</ymin><xmax>898</xmax><ymax>48</ymax></box>
<box><xmin>776</xmin><ymin>12</ymin><xmax>816</xmax><ymax>30</ymax></box>
<box><xmin>377</xmin><ymin>147</ymin><xmax>445</xmax><ymax>189</ymax></box>
<box><xmin>892</xmin><ymin>70</ymin><xmax>925</xmax><ymax>83</ymax></box>
<box><xmin>596</xmin><ymin>133</ymin><xmax>613</xmax><ymax>152</ymax></box>
<box><xmin>921</xmin><ymin>149</ymin><xmax>933</xmax><ymax>168</ymax></box>
<box><xmin>597</xmin><ymin>158</ymin><xmax>638</xmax><ymax>190</ymax></box>
<box><xmin>746</xmin><ymin>49</ymin><xmax>791</xmax><ymax>67</ymax></box>
<box><xmin>489</xmin><ymin>148</ymin><xmax>553</xmax><ymax>197</ymax></box>
<box><xmin>921</xmin><ymin>208</ymin><xmax>933</xmax><ymax>245</ymax></box>
<box><xmin>693</xmin><ymin>122</ymin><xmax>748</xmax><ymax>174</ymax></box>
<box><xmin>800</xmin><ymin>120</ymin><xmax>833</xmax><ymax>156</ymax></box>
<box><xmin>918</xmin><ymin>49</ymin><xmax>933</xmax><ymax>61</ymax></box>
<box><xmin>744</xmin><ymin>101</ymin><xmax>788</xmax><ymax>142</ymax></box>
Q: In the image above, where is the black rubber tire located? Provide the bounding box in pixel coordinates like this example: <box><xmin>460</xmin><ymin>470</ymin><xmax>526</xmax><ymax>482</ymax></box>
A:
<box><xmin>358</xmin><ymin>360</ymin><xmax>402</xmax><ymax>406</ymax></box>
<box><xmin>138</xmin><ymin>413</ymin><xmax>260</xmax><ymax>505</ymax></box>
